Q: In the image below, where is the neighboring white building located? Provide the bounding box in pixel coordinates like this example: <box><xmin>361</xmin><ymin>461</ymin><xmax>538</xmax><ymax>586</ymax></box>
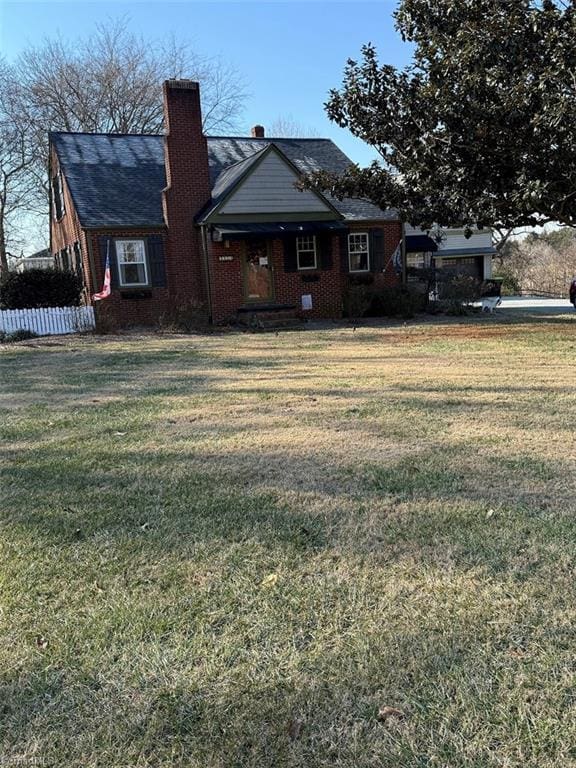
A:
<box><xmin>405</xmin><ymin>226</ymin><xmax>494</xmax><ymax>281</ymax></box>
<box><xmin>14</xmin><ymin>249</ymin><xmax>54</xmax><ymax>273</ymax></box>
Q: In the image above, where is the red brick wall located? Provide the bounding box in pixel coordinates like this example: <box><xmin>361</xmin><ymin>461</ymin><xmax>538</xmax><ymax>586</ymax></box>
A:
<box><xmin>349</xmin><ymin>220</ymin><xmax>403</xmax><ymax>290</ymax></box>
<box><xmin>380</xmin><ymin>220</ymin><xmax>403</xmax><ymax>286</ymax></box>
<box><xmin>208</xmin><ymin>238</ymin><xmax>244</xmax><ymax>323</ymax></box>
<box><xmin>272</xmin><ymin>236</ymin><xmax>343</xmax><ymax>319</ymax></box>
<box><xmin>49</xmin><ymin>82</ymin><xmax>212</xmax><ymax>328</ymax></box>
<box><xmin>49</xmin><ymin>146</ymin><xmax>91</xmax><ymax>301</ymax></box>
<box><xmin>50</xmin><ymin>151</ymin><xmax>172</xmax><ymax>328</ymax></box>
<box><xmin>87</xmin><ymin>230</ymin><xmax>172</xmax><ymax>328</ymax></box>
<box><xmin>207</xmin><ymin>221</ymin><xmax>402</xmax><ymax>324</ymax></box>
<box><xmin>208</xmin><ymin>236</ymin><xmax>343</xmax><ymax>323</ymax></box>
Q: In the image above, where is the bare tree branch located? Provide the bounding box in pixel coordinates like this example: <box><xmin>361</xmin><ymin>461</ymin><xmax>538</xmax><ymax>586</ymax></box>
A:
<box><xmin>0</xmin><ymin>59</ymin><xmax>42</xmax><ymax>272</ymax></box>
<box><xmin>2</xmin><ymin>18</ymin><xmax>249</xmax><ymax>256</ymax></box>
<box><xmin>267</xmin><ymin>114</ymin><xmax>322</xmax><ymax>138</ymax></box>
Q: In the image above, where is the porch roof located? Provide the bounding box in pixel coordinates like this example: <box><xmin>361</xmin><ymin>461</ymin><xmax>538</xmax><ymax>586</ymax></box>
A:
<box><xmin>405</xmin><ymin>235</ymin><xmax>439</xmax><ymax>252</ymax></box>
<box><xmin>211</xmin><ymin>221</ymin><xmax>349</xmax><ymax>241</ymax></box>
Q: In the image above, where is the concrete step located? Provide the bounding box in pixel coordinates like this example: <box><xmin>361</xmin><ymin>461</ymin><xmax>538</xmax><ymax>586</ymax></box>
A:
<box><xmin>255</xmin><ymin>316</ymin><xmax>305</xmax><ymax>330</ymax></box>
<box><xmin>236</xmin><ymin>306</ymin><xmax>304</xmax><ymax>329</ymax></box>
<box><xmin>237</xmin><ymin>312</ymin><xmax>305</xmax><ymax>331</ymax></box>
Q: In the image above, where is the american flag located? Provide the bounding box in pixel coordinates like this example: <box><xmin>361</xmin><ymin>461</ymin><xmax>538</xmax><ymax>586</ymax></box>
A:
<box><xmin>392</xmin><ymin>240</ymin><xmax>403</xmax><ymax>273</ymax></box>
<box><xmin>92</xmin><ymin>241</ymin><xmax>111</xmax><ymax>301</ymax></box>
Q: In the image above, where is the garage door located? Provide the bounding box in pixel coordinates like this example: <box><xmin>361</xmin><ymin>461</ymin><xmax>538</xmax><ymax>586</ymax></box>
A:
<box><xmin>435</xmin><ymin>256</ymin><xmax>483</xmax><ymax>279</ymax></box>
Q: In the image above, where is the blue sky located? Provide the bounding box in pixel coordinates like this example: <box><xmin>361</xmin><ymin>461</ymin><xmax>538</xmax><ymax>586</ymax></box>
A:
<box><xmin>0</xmin><ymin>0</ymin><xmax>411</xmax><ymax>166</ymax></box>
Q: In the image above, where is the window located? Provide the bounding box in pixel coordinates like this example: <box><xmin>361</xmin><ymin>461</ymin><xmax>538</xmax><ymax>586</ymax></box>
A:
<box><xmin>52</xmin><ymin>172</ymin><xmax>65</xmax><ymax>220</ymax></box>
<box><xmin>296</xmin><ymin>235</ymin><xmax>317</xmax><ymax>270</ymax></box>
<box><xmin>115</xmin><ymin>240</ymin><xmax>148</xmax><ymax>287</ymax></box>
<box><xmin>73</xmin><ymin>241</ymin><xmax>84</xmax><ymax>283</ymax></box>
<box><xmin>406</xmin><ymin>252</ymin><xmax>432</xmax><ymax>282</ymax></box>
<box><xmin>57</xmin><ymin>247</ymin><xmax>70</xmax><ymax>271</ymax></box>
<box><xmin>73</xmin><ymin>241</ymin><xmax>81</xmax><ymax>273</ymax></box>
<box><xmin>348</xmin><ymin>232</ymin><xmax>369</xmax><ymax>272</ymax></box>
<box><xmin>406</xmin><ymin>252</ymin><xmax>431</xmax><ymax>270</ymax></box>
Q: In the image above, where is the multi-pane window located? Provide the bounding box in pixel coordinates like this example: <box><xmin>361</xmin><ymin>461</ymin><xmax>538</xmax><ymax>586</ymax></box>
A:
<box><xmin>348</xmin><ymin>233</ymin><xmax>369</xmax><ymax>272</ymax></box>
<box><xmin>296</xmin><ymin>235</ymin><xmax>317</xmax><ymax>270</ymax></box>
<box><xmin>115</xmin><ymin>240</ymin><xmax>148</xmax><ymax>287</ymax></box>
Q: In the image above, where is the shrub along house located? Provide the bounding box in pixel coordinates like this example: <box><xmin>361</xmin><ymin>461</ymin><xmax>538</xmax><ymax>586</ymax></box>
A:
<box><xmin>49</xmin><ymin>80</ymin><xmax>402</xmax><ymax>327</ymax></box>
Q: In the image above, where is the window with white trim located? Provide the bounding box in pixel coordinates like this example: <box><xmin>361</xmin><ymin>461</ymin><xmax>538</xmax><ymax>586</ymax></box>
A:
<box><xmin>115</xmin><ymin>240</ymin><xmax>148</xmax><ymax>287</ymax></box>
<box><xmin>348</xmin><ymin>232</ymin><xmax>369</xmax><ymax>272</ymax></box>
<box><xmin>296</xmin><ymin>235</ymin><xmax>317</xmax><ymax>270</ymax></box>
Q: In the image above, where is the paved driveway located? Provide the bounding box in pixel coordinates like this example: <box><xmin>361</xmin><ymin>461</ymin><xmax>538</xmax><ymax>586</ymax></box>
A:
<box><xmin>498</xmin><ymin>296</ymin><xmax>575</xmax><ymax>316</ymax></box>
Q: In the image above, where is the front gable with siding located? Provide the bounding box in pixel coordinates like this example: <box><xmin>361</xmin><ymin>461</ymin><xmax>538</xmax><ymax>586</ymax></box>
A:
<box><xmin>201</xmin><ymin>144</ymin><xmax>342</xmax><ymax>223</ymax></box>
<box><xmin>198</xmin><ymin>145</ymin><xmax>400</xmax><ymax>322</ymax></box>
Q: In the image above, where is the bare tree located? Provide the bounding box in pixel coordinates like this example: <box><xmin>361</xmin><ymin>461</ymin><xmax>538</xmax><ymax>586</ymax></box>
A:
<box><xmin>494</xmin><ymin>231</ymin><xmax>576</xmax><ymax>296</ymax></box>
<box><xmin>17</xmin><ymin>18</ymin><xmax>247</xmax><ymax>136</ymax></box>
<box><xmin>0</xmin><ymin>61</ymin><xmax>43</xmax><ymax>273</ymax></box>
<box><xmin>0</xmin><ymin>19</ymin><xmax>247</xmax><ymax>261</ymax></box>
<box><xmin>267</xmin><ymin>114</ymin><xmax>321</xmax><ymax>138</ymax></box>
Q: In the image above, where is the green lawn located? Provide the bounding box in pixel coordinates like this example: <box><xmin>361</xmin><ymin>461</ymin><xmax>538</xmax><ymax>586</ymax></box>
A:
<box><xmin>1</xmin><ymin>319</ymin><xmax>576</xmax><ymax>767</ymax></box>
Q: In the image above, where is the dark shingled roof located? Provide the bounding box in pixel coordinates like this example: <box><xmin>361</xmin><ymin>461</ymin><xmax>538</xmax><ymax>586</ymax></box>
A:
<box><xmin>50</xmin><ymin>132</ymin><xmax>395</xmax><ymax>228</ymax></box>
<box><xmin>50</xmin><ymin>133</ymin><xmax>166</xmax><ymax>228</ymax></box>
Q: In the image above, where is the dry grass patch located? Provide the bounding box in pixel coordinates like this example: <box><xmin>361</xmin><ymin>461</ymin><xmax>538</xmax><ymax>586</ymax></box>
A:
<box><xmin>1</xmin><ymin>318</ymin><xmax>576</xmax><ymax>767</ymax></box>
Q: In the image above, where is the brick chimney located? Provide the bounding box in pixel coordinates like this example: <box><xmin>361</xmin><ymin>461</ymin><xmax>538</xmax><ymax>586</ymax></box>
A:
<box><xmin>162</xmin><ymin>80</ymin><xmax>211</xmax><ymax>305</ymax></box>
<box><xmin>251</xmin><ymin>125</ymin><xmax>265</xmax><ymax>138</ymax></box>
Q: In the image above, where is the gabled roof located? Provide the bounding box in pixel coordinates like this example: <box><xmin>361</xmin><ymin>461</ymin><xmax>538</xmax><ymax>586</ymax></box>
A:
<box><xmin>206</xmin><ymin>137</ymin><xmax>394</xmax><ymax>221</ymax></box>
<box><xmin>50</xmin><ymin>133</ymin><xmax>166</xmax><ymax>228</ymax></box>
<box><xmin>200</xmin><ymin>142</ymin><xmax>342</xmax><ymax>222</ymax></box>
<box><xmin>205</xmin><ymin>145</ymin><xmax>269</xmax><ymax>218</ymax></box>
<box><xmin>29</xmin><ymin>248</ymin><xmax>51</xmax><ymax>260</ymax></box>
<box><xmin>50</xmin><ymin>132</ymin><xmax>396</xmax><ymax>229</ymax></box>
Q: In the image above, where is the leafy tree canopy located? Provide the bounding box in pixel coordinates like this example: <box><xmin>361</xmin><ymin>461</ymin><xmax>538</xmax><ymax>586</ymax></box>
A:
<box><xmin>315</xmin><ymin>0</ymin><xmax>576</xmax><ymax>232</ymax></box>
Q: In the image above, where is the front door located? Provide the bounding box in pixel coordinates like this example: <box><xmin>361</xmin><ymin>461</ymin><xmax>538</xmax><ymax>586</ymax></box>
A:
<box><xmin>243</xmin><ymin>239</ymin><xmax>274</xmax><ymax>302</ymax></box>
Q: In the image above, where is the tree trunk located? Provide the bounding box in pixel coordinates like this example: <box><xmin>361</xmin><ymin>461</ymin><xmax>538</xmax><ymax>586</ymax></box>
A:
<box><xmin>0</xmin><ymin>220</ymin><xmax>9</xmax><ymax>274</ymax></box>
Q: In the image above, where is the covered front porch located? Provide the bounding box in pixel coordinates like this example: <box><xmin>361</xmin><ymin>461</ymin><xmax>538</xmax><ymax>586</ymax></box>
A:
<box><xmin>205</xmin><ymin>220</ymin><xmax>348</xmax><ymax>324</ymax></box>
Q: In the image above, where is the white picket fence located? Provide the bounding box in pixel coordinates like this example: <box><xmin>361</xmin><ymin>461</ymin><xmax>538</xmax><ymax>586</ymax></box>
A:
<box><xmin>0</xmin><ymin>306</ymin><xmax>95</xmax><ymax>337</ymax></box>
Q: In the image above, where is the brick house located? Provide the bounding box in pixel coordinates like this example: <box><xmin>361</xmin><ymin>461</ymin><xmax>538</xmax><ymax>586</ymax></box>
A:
<box><xmin>49</xmin><ymin>80</ymin><xmax>402</xmax><ymax>326</ymax></box>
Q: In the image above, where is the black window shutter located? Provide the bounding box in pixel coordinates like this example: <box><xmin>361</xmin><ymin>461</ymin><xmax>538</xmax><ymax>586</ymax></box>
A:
<box><xmin>318</xmin><ymin>234</ymin><xmax>333</xmax><ymax>270</ymax></box>
<box><xmin>73</xmin><ymin>242</ymin><xmax>82</xmax><ymax>274</ymax></box>
<box><xmin>283</xmin><ymin>237</ymin><xmax>298</xmax><ymax>272</ymax></box>
<box><xmin>339</xmin><ymin>233</ymin><xmax>349</xmax><ymax>273</ymax></box>
<box><xmin>52</xmin><ymin>175</ymin><xmax>62</xmax><ymax>220</ymax></box>
<box><xmin>147</xmin><ymin>234</ymin><xmax>167</xmax><ymax>287</ymax></box>
<box><xmin>98</xmin><ymin>236</ymin><xmax>118</xmax><ymax>289</ymax></box>
<box><xmin>370</xmin><ymin>228</ymin><xmax>385</xmax><ymax>273</ymax></box>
